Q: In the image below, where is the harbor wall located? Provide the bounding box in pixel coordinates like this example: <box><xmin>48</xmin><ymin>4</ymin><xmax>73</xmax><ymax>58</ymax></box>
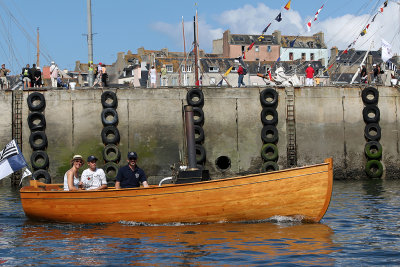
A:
<box><xmin>0</xmin><ymin>86</ymin><xmax>399</xmax><ymax>182</ymax></box>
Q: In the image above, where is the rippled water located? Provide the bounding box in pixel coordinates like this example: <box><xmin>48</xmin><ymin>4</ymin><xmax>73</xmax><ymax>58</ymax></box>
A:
<box><xmin>1</xmin><ymin>180</ymin><xmax>400</xmax><ymax>266</ymax></box>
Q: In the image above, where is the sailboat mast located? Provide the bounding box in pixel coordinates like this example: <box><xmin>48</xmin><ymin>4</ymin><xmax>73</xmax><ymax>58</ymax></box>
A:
<box><xmin>182</xmin><ymin>16</ymin><xmax>187</xmax><ymax>86</ymax></box>
<box><xmin>193</xmin><ymin>16</ymin><xmax>199</xmax><ymax>85</ymax></box>
<box><xmin>87</xmin><ymin>0</ymin><xmax>94</xmax><ymax>86</ymax></box>
<box><xmin>36</xmin><ymin>27</ymin><xmax>39</xmax><ymax>66</ymax></box>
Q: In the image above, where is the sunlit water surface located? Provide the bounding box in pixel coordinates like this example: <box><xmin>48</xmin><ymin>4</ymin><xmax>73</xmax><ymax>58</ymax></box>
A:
<box><xmin>1</xmin><ymin>179</ymin><xmax>399</xmax><ymax>266</ymax></box>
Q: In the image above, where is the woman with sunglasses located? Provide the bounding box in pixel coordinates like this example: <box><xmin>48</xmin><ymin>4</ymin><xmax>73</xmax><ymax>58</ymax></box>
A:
<box><xmin>63</xmin><ymin>155</ymin><xmax>84</xmax><ymax>191</ymax></box>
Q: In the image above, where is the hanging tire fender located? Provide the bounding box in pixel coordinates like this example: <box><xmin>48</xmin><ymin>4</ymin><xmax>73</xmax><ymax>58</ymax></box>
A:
<box><xmin>27</xmin><ymin>92</ymin><xmax>46</xmax><ymax>112</ymax></box>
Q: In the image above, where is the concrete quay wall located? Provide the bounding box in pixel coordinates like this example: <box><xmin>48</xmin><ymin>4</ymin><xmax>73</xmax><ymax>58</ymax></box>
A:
<box><xmin>0</xmin><ymin>86</ymin><xmax>399</xmax><ymax>181</ymax></box>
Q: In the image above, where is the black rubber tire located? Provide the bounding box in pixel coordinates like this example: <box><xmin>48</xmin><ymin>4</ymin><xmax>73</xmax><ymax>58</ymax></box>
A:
<box><xmin>194</xmin><ymin>125</ymin><xmax>205</xmax><ymax>143</ymax></box>
<box><xmin>195</xmin><ymin>144</ymin><xmax>206</xmax><ymax>164</ymax></box>
<box><xmin>365</xmin><ymin>160</ymin><xmax>383</xmax><ymax>178</ymax></box>
<box><xmin>101</xmin><ymin>126</ymin><xmax>120</xmax><ymax>145</ymax></box>
<box><xmin>101</xmin><ymin>91</ymin><xmax>118</xmax><ymax>108</ymax></box>
<box><xmin>261</xmin><ymin>125</ymin><xmax>279</xmax><ymax>144</ymax></box>
<box><xmin>260</xmin><ymin>88</ymin><xmax>278</xmax><ymax>107</ymax></box>
<box><xmin>32</xmin><ymin>169</ymin><xmax>51</xmax><ymax>184</ymax></box>
<box><xmin>261</xmin><ymin>107</ymin><xmax>278</xmax><ymax>125</ymax></box>
<box><xmin>29</xmin><ymin>131</ymin><xmax>48</xmax><ymax>151</ymax></box>
<box><xmin>362</xmin><ymin>87</ymin><xmax>379</xmax><ymax>105</ymax></box>
<box><xmin>30</xmin><ymin>150</ymin><xmax>49</xmax><ymax>170</ymax></box>
<box><xmin>261</xmin><ymin>161</ymin><xmax>279</xmax><ymax>172</ymax></box>
<box><xmin>102</xmin><ymin>144</ymin><xmax>121</xmax><ymax>163</ymax></box>
<box><xmin>27</xmin><ymin>92</ymin><xmax>46</xmax><ymax>112</ymax></box>
<box><xmin>103</xmin><ymin>162</ymin><xmax>119</xmax><ymax>181</ymax></box>
<box><xmin>364</xmin><ymin>123</ymin><xmax>381</xmax><ymax>141</ymax></box>
<box><xmin>364</xmin><ymin>141</ymin><xmax>383</xmax><ymax>159</ymax></box>
<box><xmin>187</xmin><ymin>88</ymin><xmax>204</xmax><ymax>107</ymax></box>
<box><xmin>363</xmin><ymin>105</ymin><xmax>380</xmax><ymax>124</ymax></box>
<box><xmin>261</xmin><ymin>143</ymin><xmax>279</xmax><ymax>162</ymax></box>
<box><xmin>193</xmin><ymin>107</ymin><xmax>204</xmax><ymax>125</ymax></box>
<box><xmin>101</xmin><ymin>108</ymin><xmax>119</xmax><ymax>126</ymax></box>
<box><xmin>27</xmin><ymin>112</ymin><xmax>46</xmax><ymax>131</ymax></box>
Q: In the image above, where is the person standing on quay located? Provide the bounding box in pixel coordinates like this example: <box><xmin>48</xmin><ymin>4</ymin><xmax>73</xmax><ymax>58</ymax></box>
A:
<box><xmin>237</xmin><ymin>64</ymin><xmax>245</xmax><ymax>87</ymax></box>
<box><xmin>34</xmin><ymin>67</ymin><xmax>42</xmax><ymax>88</ymax></box>
<box><xmin>50</xmin><ymin>61</ymin><xmax>59</xmax><ymax>87</ymax></box>
<box><xmin>101</xmin><ymin>63</ymin><xmax>108</xmax><ymax>87</ymax></box>
<box><xmin>305</xmin><ymin>64</ymin><xmax>314</xmax><ymax>86</ymax></box>
<box><xmin>0</xmin><ymin>64</ymin><xmax>10</xmax><ymax>89</ymax></box>
<box><xmin>22</xmin><ymin>64</ymin><xmax>31</xmax><ymax>88</ymax></box>
<box><xmin>160</xmin><ymin>64</ymin><xmax>167</xmax><ymax>86</ymax></box>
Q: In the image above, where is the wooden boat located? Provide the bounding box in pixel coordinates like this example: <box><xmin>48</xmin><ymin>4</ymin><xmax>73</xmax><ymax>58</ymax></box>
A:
<box><xmin>20</xmin><ymin>158</ymin><xmax>333</xmax><ymax>224</ymax></box>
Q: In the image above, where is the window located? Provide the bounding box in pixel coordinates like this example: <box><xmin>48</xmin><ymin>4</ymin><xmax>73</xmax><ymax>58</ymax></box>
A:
<box><xmin>255</xmin><ymin>46</ymin><xmax>259</xmax><ymax>52</ymax></box>
<box><xmin>181</xmin><ymin>65</ymin><xmax>192</xmax><ymax>72</ymax></box>
<box><xmin>166</xmin><ymin>65</ymin><xmax>173</xmax><ymax>72</ymax></box>
<box><xmin>210</xmin><ymin>77</ymin><xmax>216</xmax><ymax>84</ymax></box>
<box><xmin>267</xmin><ymin>46</ymin><xmax>271</xmax><ymax>52</ymax></box>
<box><xmin>171</xmin><ymin>77</ymin><xmax>178</xmax><ymax>86</ymax></box>
<box><xmin>289</xmin><ymin>52</ymin><xmax>294</xmax><ymax>60</ymax></box>
<box><xmin>310</xmin><ymin>53</ymin><xmax>314</xmax><ymax>61</ymax></box>
<box><xmin>256</xmin><ymin>58</ymin><xmax>259</xmax><ymax>61</ymax></box>
<box><xmin>301</xmin><ymin>53</ymin><xmax>306</xmax><ymax>60</ymax></box>
<box><xmin>209</xmin><ymin>66</ymin><xmax>219</xmax><ymax>72</ymax></box>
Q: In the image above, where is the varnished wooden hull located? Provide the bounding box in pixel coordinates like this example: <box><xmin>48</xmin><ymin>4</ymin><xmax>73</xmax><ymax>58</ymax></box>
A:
<box><xmin>20</xmin><ymin>159</ymin><xmax>333</xmax><ymax>224</ymax></box>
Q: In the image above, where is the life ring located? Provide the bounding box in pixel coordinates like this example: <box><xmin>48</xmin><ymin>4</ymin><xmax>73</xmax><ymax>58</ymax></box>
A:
<box><xmin>260</xmin><ymin>88</ymin><xmax>278</xmax><ymax>107</ymax></box>
<box><xmin>261</xmin><ymin>125</ymin><xmax>279</xmax><ymax>144</ymax></box>
<box><xmin>103</xmin><ymin>162</ymin><xmax>119</xmax><ymax>181</ymax></box>
<box><xmin>101</xmin><ymin>108</ymin><xmax>119</xmax><ymax>126</ymax></box>
<box><xmin>261</xmin><ymin>107</ymin><xmax>278</xmax><ymax>125</ymax></box>
<box><xmin>361</xmin><ymin>87</ymin><xmax>379</xmax><ymax>105</ymax></box>
<box><xmin>30</xmin><ymin>150</ymin><xmax>49</xmax><ymax>170</ymax></box>
<box><xmin>364</xmin><ymin>141</ymin><xmax>383</xmax><ymax>159</ymax></box>
<box><xmin>187</xmin><ymin>88</ymin><xmax>204</xmax><ymax>107</ymax></box>
<box><xmin>27</xmin><ymin>112</ymin><xmax>46</xmax><ymax>131</ymax></box>
<box><xmin>362</xmin><ymin>105</ymin><xmax>380</xmax><ymax>124</ymax></box>
<box><xmin>27</xmin><ymin>92</ymin><xmax>46</xmax><ymax>112</ymax></box>
<box><xmin>29</xmin><ymin>131</ymin><xmax>48</xmax><ymax>151</ymax></box>
<box><xmin>193</xmin><ymin>107</ymin><xmax>204</xmax><ymax>125</ymax></box>
<box><xmin>261</xmin><ymin>161</ymin><xmax>279</xmax><ymax>172</ymax></box>
<box><xmin>261</xmin><ymin>143</ymin><xmax>279</xmax><ymax>161</ymax></box>
<box><xmin>365</xmin><ymin>160</ymin><xmax>383</xmax><ymax>178</ymax></box>
<box><xmin>32</xmin><ymin>169</ymin><xmax>51</xmax><ymax>184</ymax></box>
<box><xmin>194</xmin><ymin>125</ymin><xmax>204</xmax><ymax>143</ymax></box>
<box><xmin>101</xmin><ymin>126</ymin><xmax>120</xmax><ymax>145</ymax></box>
<box><xmin>101</xmin><ymin>91</ymin><xmax>118</xmax><ymax>109</ymax></box>
<box><xmin>102</xmin><ymin>144</ymin><xmax>121</xmax><ymax>163</ymax></box>
<box><xmin>364</xmin><ymin>123</ymin><xmax>381</xmax><ymax>141</ymax></box>
<box><xmin>195</xmin><ymin>144</ymin><xmax>206</xmax><ymax>164</ymax></box>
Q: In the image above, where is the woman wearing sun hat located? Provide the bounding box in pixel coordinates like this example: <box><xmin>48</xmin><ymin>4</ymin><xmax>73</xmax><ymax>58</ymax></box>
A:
<box><xmin>63</xmin><ymin>155</ymin><xmax>84</xmax><ymax>191</ymax></box>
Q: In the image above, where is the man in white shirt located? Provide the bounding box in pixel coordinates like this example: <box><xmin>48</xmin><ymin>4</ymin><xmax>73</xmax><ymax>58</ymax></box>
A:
<box><xmin>81</xmin><ymin>155</ymin><xmax>108</xmax><ymax>190</ymax></box>
<box><xmin>49</xmin><ymin>61</ymin><xmax>58</xmax><ymax>87</ymax></box>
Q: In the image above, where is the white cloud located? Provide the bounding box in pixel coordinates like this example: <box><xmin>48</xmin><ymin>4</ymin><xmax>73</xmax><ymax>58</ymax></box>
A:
<box><xmin>151</xmin><ymin>2</ymin><xmax>400</xmax><ymax>55</ymax></box>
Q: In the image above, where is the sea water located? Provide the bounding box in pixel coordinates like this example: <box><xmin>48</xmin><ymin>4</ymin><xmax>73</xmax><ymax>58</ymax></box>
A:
<box><xmin>0</xmin><ymin>179</ymin><xmax>399</xmax><ymax>266</ymax></box>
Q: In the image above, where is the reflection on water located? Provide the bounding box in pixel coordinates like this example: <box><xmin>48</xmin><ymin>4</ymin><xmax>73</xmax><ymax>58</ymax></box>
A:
<box><xmin>1</xmin><ymin>180</ymin><xmax>400</xmax><ymax>265</ymax></box>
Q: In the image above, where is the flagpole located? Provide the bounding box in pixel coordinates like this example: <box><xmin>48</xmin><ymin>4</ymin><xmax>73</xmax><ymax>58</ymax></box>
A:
<box><xmin>350</xmin><ymin>41</ymin><xmax>374</xmax><ymax>84</ymax></box>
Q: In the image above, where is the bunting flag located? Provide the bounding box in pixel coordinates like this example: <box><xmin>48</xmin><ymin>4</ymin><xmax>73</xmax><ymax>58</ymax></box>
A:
<box><xmin>343</xmin><ymin>49</ymin><xmax>348</xmax><ymax>54</ymax></box>
<box><xmin>0</xmin><ymin>140</ymin><xmax>31</xmax><ymax>181</ymax></box>
<box><xmin>284</xmin><ymin>0</ymin><xmax>291</xmax><ymax>10</ymax></box>
<box><xmin>307</xmin><ymin>20</ymin><xmax>312</xmax><ymax>32</ymax></box>
<box><xmin>360</xmin><ymin>28</ymin><xmax>367</xmax><ymax>36</ymax></box>
<box><xmin>372</xmin><ymin>13</ymin><xmax>377</xmax><ymax>22</ymax></box>
<box><xmin>247</xmin><ymin>42</ymin><xmax>255</xmax><ymax>52</ymax></box>
<box><xmin>289</xmin><ymin>38</ymin><xmax>297</xmax><ymax>47</ymax></box>
<box><xmin>275</xmin><ymin>13</ymin><xmax>282</xmax><ymax>22</ymax></box>
<box><xmin>379</xmin><ymin>1</ymin><xmax>388</xmax><ymax>12</ymax></box>
<box><xmin>224</xmin><ymin>66</ymin><xmax>233</xmax><ymax>77</ymax></box>
<box><xmin>314</xmin><ymin>5</ymin><xmax>324</xmax><ymax>21</ymax></box>
<box><xmin>217</xmin><ymin>79</ymin><xmax>223</xmax><ymax>87</ymax></box>
<box><xmin>262</xmin><ymin>23</ymin><xmax>271</xmax><ymax>34</ymax></box>
<box><xmin>258</xmin><ymin>35</ymin><xmax>265</xmax><ymax>42</ymax></box>
<box><xmin>382</xmin><ymin>39</ymin><xmax>393</xmax><ymax>62</ymax></box>
<box><xmin>323</xmin><ymin>63</ymin><xmax>334</xmax><ymax>73</ymax></box>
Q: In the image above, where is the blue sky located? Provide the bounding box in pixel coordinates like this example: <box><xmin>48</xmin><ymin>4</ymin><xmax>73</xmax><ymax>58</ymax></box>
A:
<box><xmin>0</xmin><ymin>0</ymin><xmax>397</xmax><ymax>73</ymax></box>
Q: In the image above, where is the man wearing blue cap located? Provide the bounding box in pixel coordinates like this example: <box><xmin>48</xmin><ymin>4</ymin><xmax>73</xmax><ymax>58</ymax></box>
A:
<box><xmin>115</xmin><ymin>151</ymin><xmax>148</xmax><ymax>189</ymax></box>
<box><xmin>81</xmin><ymin>155</ymin><xmax>108</xmax><ymax>190</ymax></box>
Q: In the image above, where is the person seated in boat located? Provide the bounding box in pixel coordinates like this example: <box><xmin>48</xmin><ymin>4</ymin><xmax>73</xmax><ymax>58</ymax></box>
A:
<box><xmin>80</xmin><ymin>155</ymin><xmax>108</xmax><ymax>190</ymax></box>
<box><xmin>115</xmin><ymin>152</ymin><xmax>149</xmax><ymax>189</ymax></box>
<box><xmin>64</xmin><ymin>155</ymin><xmax>84</xmax><ymax>191</ymax></box>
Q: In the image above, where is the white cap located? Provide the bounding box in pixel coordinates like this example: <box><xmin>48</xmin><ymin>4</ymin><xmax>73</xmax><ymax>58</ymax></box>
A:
<box><xmin>373</xmin><ymin>64</ymin><xmax>376</xmax><ymax>66</ymax></box>
<box><xmin>51</xmin><ymin>61</ymin><xmax>55</xmax><ymax>64</ymax></box>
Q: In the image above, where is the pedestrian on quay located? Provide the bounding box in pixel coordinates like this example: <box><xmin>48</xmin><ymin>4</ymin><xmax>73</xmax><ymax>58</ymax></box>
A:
<box><xmin>160</xmin><ymin>64</ymin><xmax>167</xmax><ymax>86</ymax></box>
<box><xmin>80</xmin><ymin>155</ymin><xmax>107</xmax><ymax>190</ymax></box>
<box><xmin>64</xmin><ymin>155</ymin><xmax>84</xmax><ymax>191</ymax></box>
<box><xmin>22</xmin><ymin>64</ymin><xmax>31</xmax><ymax>88</ymax></box>
<box><xmin>360</xmin><ymin>64</ymin><xmax>368</xmax><ymax>84</ymax></box>
<box><xmin>305</xmin><ymin>64</ymin><xmax>314</xmax><ymax>86</ymax></box>
<box><xmin>115</xmin><ymin>152</ymin><xmax>149</xmax><ymax>189</ymax></box>
<box><xmin>50</xmin><ymin>61</ymin><xmax>59</xmax><ymax>87</ymax></box>
<box><xmin>101</xmin><ymin>63</ymin><xmax>108</xmax><ymax>87</ymax></box>
<box><xmin>237</xmin><ymin>63</ymin><xmax>245</xmax><ymax>87</ymax></box>
<box><xmin>0</xmin><ymin>64</ymin><xmax>10</xmax><ymax>89</ymax></box>
<box><xmin>149</xmin><ymin>65</ymin><xmax>157</xmax><ymax>88</ymax></box>
<box><xmin>30</xmin><ymin>64</ymin><xmax>37</xmax><ymax>87</ymax></box>
<box><xmin>93</xmin><ymin>62</ymin><xmax>103</xmax><ymax>86</ymax></box>
<box><xmin>34</xmin><ymin>67</ymin><xmax>42</xmax><ymax>88</ymax></box>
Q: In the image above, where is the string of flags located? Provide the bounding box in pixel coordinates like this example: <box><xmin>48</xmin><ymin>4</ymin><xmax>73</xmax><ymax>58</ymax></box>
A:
<box><xmin>307</xmin><ymin>5</ymin><xmax>324</xmax><ymax>32</ymax></box>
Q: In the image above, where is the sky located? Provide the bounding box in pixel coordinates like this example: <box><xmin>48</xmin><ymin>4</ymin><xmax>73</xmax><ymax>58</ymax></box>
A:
<box><xmin>0</xmin><ymin>0</ymin><xmax>398</xmax><ymax>74</ymax></box>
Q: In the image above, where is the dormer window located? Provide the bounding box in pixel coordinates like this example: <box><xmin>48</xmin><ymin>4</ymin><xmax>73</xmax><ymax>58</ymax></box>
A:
<box><xmin>209</xmin><ymin>66</ymin><xmax>219</xmax><ymax>72</ymax></box>
<box><xmin>166</xmin><ymin>65</ymin><xmax>173</xmax><ymax>72</ymax></box>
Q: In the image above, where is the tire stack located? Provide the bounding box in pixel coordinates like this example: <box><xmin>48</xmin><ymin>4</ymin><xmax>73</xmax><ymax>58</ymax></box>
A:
<box><xmin>100</xmin><ymin>91</ymin><xmax>120</xmax><ymax>185</ymax></box>
<box><xmin>362</xmin><ymin>87</ymin><xmax>383</xmax><ymax>178</ymax></box>
<box><xmin>260</xmin><ymin>88</ymin><xmax>279</xmax><ymax>172</ymax></box>
<box><xmin>186</xmin><ymin>88</ymin><xmax>206</xmax><ymax>166</ymax></box>
<box><xmin>27</xmin><ymin>92</ymin><xmax>51</xmax><ymax>184</ymax></box>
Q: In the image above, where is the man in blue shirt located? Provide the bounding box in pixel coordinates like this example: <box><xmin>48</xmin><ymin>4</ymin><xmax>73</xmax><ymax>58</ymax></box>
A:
<box><xmin>115</xmin><ymin>152</ymin><xmax>149</xmax><ymax>189</ymax></box>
